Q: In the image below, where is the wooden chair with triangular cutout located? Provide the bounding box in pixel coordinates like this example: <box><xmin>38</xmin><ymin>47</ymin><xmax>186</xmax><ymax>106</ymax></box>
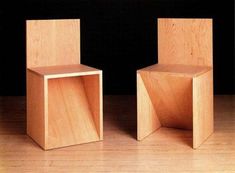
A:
<box><xmin>137</xmin><ymin>18</ymin><xmax>213</xmax><ymax>149</ymax></box>
<box><xmin>26</xmin><ymin>19</ymin><xmax>103</xmax><ymax>150</ymax></box>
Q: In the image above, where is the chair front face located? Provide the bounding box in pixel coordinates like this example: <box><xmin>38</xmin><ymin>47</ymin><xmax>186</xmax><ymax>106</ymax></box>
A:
<box><xmin>26</xmin><ymin>19</ymin><xmax>103</xmax><ymax>150</ymax></box>
<box><xmin>138</xmin><ymin>71</ymin><xmax>193</xmax><ymax>130</ymax></box>
<box><xmin>47</xmin><ymin>75</ymin><xmax>102</xmax><ymax>149</ymax></box>
<box><xmin>137</xmin><ymin>18</ymin><xmax>213</xmax><ymax>149</ymax></box>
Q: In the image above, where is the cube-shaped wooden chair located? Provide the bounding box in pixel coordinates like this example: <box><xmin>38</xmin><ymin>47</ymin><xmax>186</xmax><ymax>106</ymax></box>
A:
<box><xmin>26</xmin><ymin>19</ymin><xmax>103</xmax><ymax>150</ymax></box>
<box><xmin>137</xmin><ymin>18</ymin><xmax>213</xmax><ymax>149</ymax></box>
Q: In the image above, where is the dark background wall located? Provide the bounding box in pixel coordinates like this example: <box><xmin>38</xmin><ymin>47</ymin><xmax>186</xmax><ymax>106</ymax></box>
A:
<box><xmin>0</xmin><ymin>0</ymin><xmax>234</xmax><ymax>95</ymax></box>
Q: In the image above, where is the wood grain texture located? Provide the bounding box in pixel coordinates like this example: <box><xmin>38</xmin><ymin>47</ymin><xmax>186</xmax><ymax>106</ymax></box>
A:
<box><xmin>137</xmin><ymin>68</ymin><xmax>213</xmax><ymax>148</ymax></box>
<box><xmin>137</xmin><ymin>18</ymin><xmax>213</xmax><ymax>149</ymax></box>
<box><xmin>26</xmin><ymin>19</ymin><xmax>80</xmax><ymax>68</ymax></box>
<box><xmin>138</xmin><ymin>70</ymin><xmax>193</xmax><ymax>130</ymax></box>
<box><xmin>0</xmin><ymin>96</ymin><xmax>234</xmax><ymax>172</ymax></box>
<box><xmin>47</xmin><ymin>76</ymin><xmax>100</xmax><ymax>149</ymax></box>
<box><xmin>83</xmin><ymin>74</ymin><xmax>103</xmax><ymax>140</ymax></box>
<box><xmin>193</xmin><ymin>70</ymin><xmax>214</xmax><ymax>149</ymax></box>
<box><xmin>137</xmin><ymin>73</ymin><xmax>161</xmax><ymax>140</ymax></box>
<box><xmin>26</xmin><ymin>70</ymin><xmax>46</xmax><ymax>149</ymax></box>
<box><xmin>26</xmin><ymin>19</ymin><xmax>103</xmax><ymax>149</ymax></box>
<box><xmin>140</xmin><ymin>64</ymin><xmax>211</xmax><ymax>77</ymax></box>
<box><xmin>158</xmin><ymin>18</ymin><xmax>213</xmax><ymax>66</ymax></box>
<box><xmin>28</xmin><ymin>64</ymin><xmax>101</xmax><ymax>79</ymax></box>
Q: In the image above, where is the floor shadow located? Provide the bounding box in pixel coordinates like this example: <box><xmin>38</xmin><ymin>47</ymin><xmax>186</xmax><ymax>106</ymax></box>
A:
<box><xmin>103</xmin><ymin>95</ymin><xmax>137</xmax><ymax>139</ymax></box>
<box><xmin>0</xmin><ymin>95</ymin><xmax>138</xmax><ymax>139</ymax></box>
<box><xmin>0</xmin><ymin>96</ymin><xmax>26</xmax><ymax>135</ymax></box>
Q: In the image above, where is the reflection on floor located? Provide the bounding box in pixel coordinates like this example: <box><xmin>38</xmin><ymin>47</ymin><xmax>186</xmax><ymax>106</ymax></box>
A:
<box><xmin>0</xmin><ymin>95</ymin><xmax>234</xmax><ymax>172</ymax></box>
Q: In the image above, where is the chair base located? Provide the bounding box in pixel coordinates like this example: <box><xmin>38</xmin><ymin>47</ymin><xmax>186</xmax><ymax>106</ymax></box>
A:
<box><xmin>137</xmin><ymin>67</ymin><xmax>213</xmax><ymax>149</ymax></box>
<box><xmin>27</xmin><ymin>65</ymin><xmax>103</xmax><ymax>150</ymax></box>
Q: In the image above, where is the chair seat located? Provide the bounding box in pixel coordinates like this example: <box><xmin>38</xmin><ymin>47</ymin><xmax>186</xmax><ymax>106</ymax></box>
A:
<box><xmin>138</xmin><ymin>64</ymin><xmax>211</xmax><ymax>77</ymax></box>
<box><xmin>28</xmin><ymin>64</ymin><xmax>101</xmax><ymax>79</ymax></box>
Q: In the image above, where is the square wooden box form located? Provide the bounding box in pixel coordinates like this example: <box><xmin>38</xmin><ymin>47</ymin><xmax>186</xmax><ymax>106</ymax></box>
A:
<box><xmin>26</xmin><ymin>19</ymin><xmax>103</xmax><ymax>150</ymax></box>
<box><xmin>137</xmin><ymin>19</ymin><xmax>213</xmax><ymax>149</ymax></box>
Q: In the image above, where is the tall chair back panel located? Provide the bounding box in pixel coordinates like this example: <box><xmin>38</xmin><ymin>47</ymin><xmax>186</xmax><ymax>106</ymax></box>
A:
<box><xmin>158</xmin><ymin>19</ymin><xmax>212</xmax><ymax>66</ymax></box>
<box><xmin>27</xmin><ymin>19</ymin><xmax>80</xmax><ymax>68</ymax></box>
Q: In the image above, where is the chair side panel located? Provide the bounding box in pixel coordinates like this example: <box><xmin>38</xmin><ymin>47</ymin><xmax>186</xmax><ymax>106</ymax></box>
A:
<box><xmin>27</xmin><ymin>70</ymin><xmax>46</xmax><ymax>148</ymax></box>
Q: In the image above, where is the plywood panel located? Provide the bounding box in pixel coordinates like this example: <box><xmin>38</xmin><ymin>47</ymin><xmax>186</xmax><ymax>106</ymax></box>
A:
<box><xmin>158</xmin><ymin>18</ymin><xmax>213</xmax><ymax>66</ymax></box>
<box><xmin>193</xmin><ymin>70</ymin><xmax>213</xmax><ymax>149</ymax></box>
<box><xmin>28</xmin><ymin>64</ymin><xmax>101</xmax><ymax>79</ymax></box>
<box><xmin>137</xmin><ymin>73</ymin><xmax>161</xmax><ymax>140</ymax></box>
<box><xmin>140</xmin><ymin>64</ymin><xmax>211</xmax><ymax>77</ymax></box>
<box><xmin>26</xmin><ymin>70</ymin><xmax>46</xmax><ymax>148</ymax></box>
<box><xmin>138</xmin><ymin>70</ymin><xmax>193</xmax><ymax>130</ymax></box>
<box><xmin>83</xmin><ymin>74</ymin><xmax>103</xmax><ymax>140</ymax></box>
<box><xmin>26</xmin><ymin>19</ymin><xmax>80</xmax><ymax>68</ymax></box>
<box><xmin>47</xmin><ymin>77</ymin><xmax>99</xmax><ymax>149</ymax></box>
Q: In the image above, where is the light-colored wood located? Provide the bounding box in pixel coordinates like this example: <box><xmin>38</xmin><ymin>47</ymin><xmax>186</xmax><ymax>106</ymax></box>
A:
<box><xmin>138</xmin><ymin>70</ymin><xmax>193</xmax><ymax>130</ymax></box>
<box><xmin>137</xmin><ymin>18</ymin><xmax>213</xmax><ymax>149</ymax></box>
<box><xmin>26</xmin><ymin>19</ymin><xmax>80</xmax><ymax>68</ymax></box>
<box><xmin>140</xmin><ymin>64</ymin><xmax>211</xmax><ymax>77</ymax></box>
<box><xmin>26</xmin><ymin>19</ymin><xmax>103</xmax><ymax>150</ymax></box>
<box><xmin>193</xmin><ymin>70</ymin><xmax>214</xmax><ymax>148</ymax></box>
<box><xmin>138</xmin><ymin>68</ymin><xmax>214</xmax><ymax>148</ymax></box>
<box><xmin>137</xmin><ymin>73</ymin><xmax>161</xmax><ymax>140</ymax></box>
<box><xmin>27</xmin><ymin>72</ymin><xmax>102</xmax><ymax>150</ymax></box>
<box><xmin>47</xmin><ymin>77</ymin><xmax>100</xmax><ymax>149</ymax></box>
<box><xmin>83</xmin><ymin>74</ymin><xmax>103</xmax><ymax>140</ymax></box>
<box><xmin>0</xmin><ymin>96</ymin><xmax>234</xmax><ymax>172</ymax></box>
<box><xmin>28</xmin><ymin>64</ymin><xmax>101</xmax><ymax>79</ymax></box>
<box><xmin>26</xmin><ymin>70</ymin><xmax>46</xmax><ymax>149</ymax></box>
<box><xmin>158</xmin><ymin>18</ymin><xmax>213</xmax><ymax>66</ymax></box>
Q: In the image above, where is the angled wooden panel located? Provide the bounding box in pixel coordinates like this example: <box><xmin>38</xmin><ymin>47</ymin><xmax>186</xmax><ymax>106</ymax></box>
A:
<box><xmin>139</xmin><ymin>70</ymin><xmax>193</xmax><ymax>130</ymax></box>
<box><xmin>82</xmin><ymin>73</ymin><xmax>103</xmax><ymax>140</ymax></box>
<box><xmin>26</xmin><ymin>19</ymin><xmax>80</xmax><ymax>68</ymax></box>
<box><xmin>47</xmin><ymin>77</ymin><xmax>99</xmax><ymax>150</ymax></box>
<box><xmin>158</xmin><ymin>18</ymin><xmax>213</xmax><ymax>67</ymax></box>
<box><xmin>137</xmin><ymin>73</ymin><xmax>161</xmax><ymax>140</ymax></box>
<box><xmin>27</xmin><ymin>70</ymin><xmax>46</xmax><ymax>148</ymax></box>
<box><xmin>193</xmin><ymin>70</ymin><xmax>213</xmax><ymax>149</ymax></box>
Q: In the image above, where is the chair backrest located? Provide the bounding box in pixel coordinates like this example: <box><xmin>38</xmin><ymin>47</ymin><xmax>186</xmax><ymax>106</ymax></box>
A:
<box><xmin>158</xmin><ymin>18</ymin><xmax>213</xmax><ymax>67</ymax></box>
<box><xmin>26</xmin><ymin>19</ymin><xmax>80</xmax><ymax>68</ymax></box>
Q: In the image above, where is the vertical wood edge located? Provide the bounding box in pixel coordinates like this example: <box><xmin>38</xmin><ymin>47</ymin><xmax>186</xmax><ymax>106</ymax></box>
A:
<box><xmin>137</xmin><ymin>72</ymin><xmax>141</xmax><ymax>140</ymax></box>
<box><xmin>44</xmin><ymin>77</ymin><xmax>48</xmax><ymax>150</ymax></box>
<box><xmin>26</xmin><ymin>70</ymin><xmax>46</xmax><ymax>150</ymax></box>
<box><xmin>82</xmin><ymin>72</ymin><xmax>103</xmax><ymax>141</ymax></box>
<box><xmin>192</xmin><ymin>70</ymin><xmax>213</xmax><ymax>149</ymax></box>
<box><xmin>99</xmin><ymin>72</ymin><xmax>103</xmax><ymax>140</ymax></box>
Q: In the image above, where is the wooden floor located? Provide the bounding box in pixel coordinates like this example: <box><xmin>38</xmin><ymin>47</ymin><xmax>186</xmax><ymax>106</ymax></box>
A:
<box><xmin>0</xmin><ymin>95</ymin><xmax>234</xmax><ymax>172</ymax></box>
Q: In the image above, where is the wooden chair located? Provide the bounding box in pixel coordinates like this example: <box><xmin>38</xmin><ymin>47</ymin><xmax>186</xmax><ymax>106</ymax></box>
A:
<box><xmin>26</xmin><ymin>19</ymin><xmax>103</xmax><ymax>150</ymax></box>
<box><xmin>137</xmin><ymin>18</ymin><xmax>213</xmax><ymax>149</ymax></box>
